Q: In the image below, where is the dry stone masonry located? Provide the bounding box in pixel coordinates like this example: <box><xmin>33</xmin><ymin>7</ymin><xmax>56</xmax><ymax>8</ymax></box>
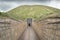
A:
<box><xmin>0</xmin><ymin>17</ymin><xmax>60</xmax><ymax>40</ymax></box>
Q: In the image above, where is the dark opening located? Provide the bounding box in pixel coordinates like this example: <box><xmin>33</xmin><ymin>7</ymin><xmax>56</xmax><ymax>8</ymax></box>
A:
<box><xmin>28</xmin><ymin>23</ymin><xmax>31</xmax><ymax>26</ymax></box>
<box><xmin>27</xmin><ymin>18</ymin><xmax>32</xmax><ymax>27</ymax></box>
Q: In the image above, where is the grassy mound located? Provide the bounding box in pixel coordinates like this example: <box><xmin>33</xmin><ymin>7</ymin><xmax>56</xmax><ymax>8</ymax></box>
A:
<box><xmin>5</xmin><ymin>5</ymin><xmax>60</xmax><ymax>21</ymax></box>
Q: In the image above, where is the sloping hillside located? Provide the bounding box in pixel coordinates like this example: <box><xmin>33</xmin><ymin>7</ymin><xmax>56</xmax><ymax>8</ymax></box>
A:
<box><xmin>0</xmin><ymin>12</ymin><xmax>8</xmax><ymax>18</ymax></box>
<box><xmin>0</xmin><ymin>12</ymin><xmax>3</xmax><ymax>17</ymax></box>
<box><xmin>6</xmin><ymin>5</ymin><xmax>60</xmax><ymax>21</ymax></box>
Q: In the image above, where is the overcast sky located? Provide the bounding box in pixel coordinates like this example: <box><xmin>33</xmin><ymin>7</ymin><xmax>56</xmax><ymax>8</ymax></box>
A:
<box><xmin>0</xmin><ymin>0</ymin><xmax>60</xmax><ymax>12</ymax></box>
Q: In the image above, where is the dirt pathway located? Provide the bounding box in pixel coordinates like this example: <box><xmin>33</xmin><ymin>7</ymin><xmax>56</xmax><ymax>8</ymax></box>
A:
<box><xmin>19</xmin><ymin>26</ymin><xmax>40</xmax><ymax>40</ymax></box>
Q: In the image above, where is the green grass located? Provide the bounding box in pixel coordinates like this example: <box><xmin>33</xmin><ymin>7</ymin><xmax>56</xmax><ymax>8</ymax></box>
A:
<box><xmin>0</xmin><ymin>12</ymin><xmax>8</xmax><ymax>18</ymax></box>
<box><xmin>2</xmin><ymin>5</ymin><xmax>60</xmax><ymax>21</ymax></box>
<box><xmin>0</xmin><ymin>12</ymin><xmax>5</xmax><ymax>18</ymax></box>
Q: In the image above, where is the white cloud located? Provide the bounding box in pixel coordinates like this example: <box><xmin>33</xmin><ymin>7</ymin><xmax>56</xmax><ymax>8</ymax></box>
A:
<box><xmin>0</xmin><ymin>2</ymin><xmax>19</xmax><ymax>12</ymax></box>
<box><xmin>46</xmin><ymin>1</ymin><xmax>60</xmax><ymax>9</ymax></box>
<box><xmin>0</xmin><ymin>0</ymin><xmax>60</xmax><ymax>12</ymax></box>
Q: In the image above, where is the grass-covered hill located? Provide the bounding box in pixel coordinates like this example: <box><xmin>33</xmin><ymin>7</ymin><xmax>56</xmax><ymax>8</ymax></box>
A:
<box><xmin>1</xmin><ymin>5</ymin><xmax>60</xmax><ymax>21</ymax></box>
<box><xmin>0</xmin><ymin>12</ymin><xmax>8</xmax><ymax>18</ymax></box>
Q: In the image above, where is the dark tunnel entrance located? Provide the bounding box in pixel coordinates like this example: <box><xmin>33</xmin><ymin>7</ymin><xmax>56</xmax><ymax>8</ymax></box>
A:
<box><xmin>27</xmin><ymin>18</ymin><xmax>32</xmax><ymax>27</ymax></box>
